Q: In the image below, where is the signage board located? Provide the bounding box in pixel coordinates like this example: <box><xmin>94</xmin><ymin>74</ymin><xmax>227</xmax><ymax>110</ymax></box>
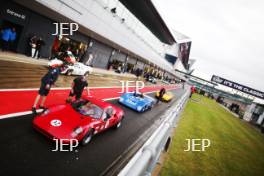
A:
<box><xmin>211</xmin><ymin>75</ymin><xmax>264</xmax><ymax>99</ymax></box>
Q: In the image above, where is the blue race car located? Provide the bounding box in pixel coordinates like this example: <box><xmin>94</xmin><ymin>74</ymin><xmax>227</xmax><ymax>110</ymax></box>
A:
<box><xmin>119</xmin><ymin>92</ymin><xmax>156</xmax><ymax>112</ymax></box>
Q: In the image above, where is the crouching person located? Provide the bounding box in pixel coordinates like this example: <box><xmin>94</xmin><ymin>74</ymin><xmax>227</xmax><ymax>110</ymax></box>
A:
<box><xmin>66</xmin><ymin>75</ymin><xmax>89</xmax><ymax>103</ymax></box>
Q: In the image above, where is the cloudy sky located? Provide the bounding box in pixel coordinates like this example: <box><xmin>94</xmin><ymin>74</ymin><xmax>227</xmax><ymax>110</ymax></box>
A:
<box><xmin>153</xmin><ymin>0</ymin><xmax>264</xmax><ymax>91</ymax></box>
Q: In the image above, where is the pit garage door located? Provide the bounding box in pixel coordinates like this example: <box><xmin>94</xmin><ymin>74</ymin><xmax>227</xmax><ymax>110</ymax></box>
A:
<box><xmin>86</xmin><ymin>39</ymin><xmax>112</xmax><ymax>69</ymax></box>
<box><xmin>135</xmin><ymin>60</ymin><xmax>145</xmax><ymax>69</ymax></box>
<box><xmin>127</xmin><ymin>56</ymin><xmax>137</xmax><ymax>65</ymax></box>
<box><xmin>111</xmin><ymin>51</ymin><xmax>127</xmax><ymax>63</ymax></box>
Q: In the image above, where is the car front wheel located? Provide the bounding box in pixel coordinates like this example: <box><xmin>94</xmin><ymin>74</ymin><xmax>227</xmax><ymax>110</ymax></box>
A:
<box><xmin>66</xmin><ymin>70</ymin><xmax>73</xmax><ymax>76</ymax></box>
<box><xmin>114</xmin><ymin>116</ymin><xmax>124</xmax><ymax>129</ymax></box>
<box><xmin>141</xmin><ymin>106</ymin><xmax>147</xmax><ymax>112</ymax></box>
<box><xmin>84</xmin><ymin>71</ymin><xmax>89</xmax><ymax>76</ymax></box>
<box><xmin>149</xmin><ymin>103</ymin><xmax>154</xmax><ymax>110</ymax></box>
<box><xmin>81</xmin><ymin>129</ymin><xmax>93</xmax><ymax>146</ymax></box>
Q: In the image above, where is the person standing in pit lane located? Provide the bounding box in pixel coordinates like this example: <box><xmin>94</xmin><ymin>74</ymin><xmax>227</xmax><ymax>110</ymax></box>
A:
<box><xmin>32</xmin><ymin>67</ymin><xmax>61</xmax><ymax>114</ymax></box>
<box><xmin>86</xmin><ymin>53</ymin><xmax>94</xmax><ymax>67</ymax></box>
<box><xmin>34</xmin><ymin>37</ymin><xmax>45</xmax><ymax>59</ymax></box>
<box><xmin>156</xmin><ymin>87</ymin><xmax>166</xmax><ymax>104</ymax></box>
<box><xmin>1</xmin><ymin>27</ymin><xmax>12</xmax><ymax>51</ymax></box>
<box><xmin>190</xmin><ymin>86</ymin><xmax>196</xmax><ymax>98</ymax></box>
<box><xmin>30</xmin><ymin>35</ymin><xmax>37</xmax><ymax>57</ymax></box>
<box><xmin>66</xmin><ymin>75</ymin><xmax>90</xmax><ymax>103</ymax></box>
<box><xmin>9</xmin><ymin>27</ymin><xmax>17</xmax><ymax>52</ymax></box>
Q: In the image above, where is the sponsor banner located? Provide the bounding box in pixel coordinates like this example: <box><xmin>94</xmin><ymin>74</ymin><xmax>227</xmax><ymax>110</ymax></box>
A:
<box><xmin>211</xmin><ymin>75</ymin><xmax>264</xmax><ymax>99</ymax></box>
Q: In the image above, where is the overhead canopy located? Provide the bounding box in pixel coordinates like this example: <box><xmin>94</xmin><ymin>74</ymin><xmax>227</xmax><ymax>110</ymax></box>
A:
<box><xmin>119</xmin><ymin>0</ymin><xmax>175</xmax><ymax>45</ymax></box>
<box><xmin>175</xmin><ymin>69</ymin><xmax>218</xmax><ymax>86</ymax></box>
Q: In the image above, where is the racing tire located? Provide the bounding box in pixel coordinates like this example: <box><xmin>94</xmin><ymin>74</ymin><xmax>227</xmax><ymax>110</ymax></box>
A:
<box><xmin>66</xmin><ymin>70</ymin><xmax>73</xmax><ymax>76</ymax></box>
<box><xmin>81</xmin><ymin>129</ymin><xmax>94</xmax><ymax>146</ymax></box>
<box><xmin>149</xmin><ymin>103</ymin><xmax>154</xmax><ymax>110</ymax></box>
<box><xmin>114</xmin><ymin>116</ymin><xmax>124</xmax><ymax>129</ymax></box>
<box><xmin>142</xmin><ymin>106</ymin><xmax>147</xmax><ymax>112</ymax></box>
<box><xmin>84</xmin><ymin>71</ymin><xmax>89</xmax><ymax>76</ymax></box>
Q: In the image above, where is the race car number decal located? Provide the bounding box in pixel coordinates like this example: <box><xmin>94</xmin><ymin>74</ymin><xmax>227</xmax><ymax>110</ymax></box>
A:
<box><xmin>50</xmin><ymin>119</ymin><xmax>62</xmax><ymax>127</ymax></box>
<box><xmin>126</xmin><ymin>98</ymin><xmax>137</xmax><ymax>105</ymax></box>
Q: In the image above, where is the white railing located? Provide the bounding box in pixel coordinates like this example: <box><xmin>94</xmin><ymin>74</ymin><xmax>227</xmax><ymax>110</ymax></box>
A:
<box><xmin>118</xmin><ymin>90</ymin><xmax>190</xmax><ymax>176</ymax></box>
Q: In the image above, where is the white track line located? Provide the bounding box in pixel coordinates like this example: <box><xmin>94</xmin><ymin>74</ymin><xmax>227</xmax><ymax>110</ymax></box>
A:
<box><xmin>0</xmin><ymin>110</ymin><xmax>43</xmax><ymax>119</ymax></box>
<box><xmin>0</xmin><ymin>87</ymin><xmax>179</xmax><ymax>119</ymax></box>
<box><xmin>0</xmin><ymin>85</ymin><xmax>177</xmax><ymax>92</ymax></box>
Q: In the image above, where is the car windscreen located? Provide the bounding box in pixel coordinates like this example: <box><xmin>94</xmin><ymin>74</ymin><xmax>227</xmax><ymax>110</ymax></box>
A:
<box><xmin>72</xmin><ymin>100</ymin><xmax>103</xmax><ymax>119</ymax></box>
<box><xmin>133</xmin><ymin>92</ymin><xmax>144</xmax><ymax>98</ymax></box>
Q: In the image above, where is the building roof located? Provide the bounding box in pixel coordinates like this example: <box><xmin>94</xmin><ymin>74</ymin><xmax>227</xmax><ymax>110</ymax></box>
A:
<box><xmin>188</xmin><ymin>59</ymin><xmax>196</xmax><ymax>69</ymax></box>
<box><xmin>119</xmin><ymin>0</ymin><xmax>175</xmax><ymax>45</ymax></box>
<box><xmin>172</xmin><ymin>30</ymin><xmax>191</xmax><ymax>43</ymax></box>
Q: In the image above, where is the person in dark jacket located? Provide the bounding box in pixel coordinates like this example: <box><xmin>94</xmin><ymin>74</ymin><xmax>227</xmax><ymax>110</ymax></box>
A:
<box><xmin>9</xmin><ymin>28</ymin><xmax>16</xmax><ymax>52</ymax></box>
<box><xmin>157</xmin><ymin>87</ymin><xmax>166</xmax><ymax>104</ymax></box>
<box><xmin>30</xmin><ymin>35</ymin><xmax>37</xmax><ymax>57</ymax></box>
<box><xmin>34</xmin><ymin>37</ymin><xmax>45</xmax><ymax>59</ymax></box>
<box><xmin>32</xmin><ymin>67</ymin><xmax>61</xmax><ymax>114</ymax></box>
<box><xmin>66</xmin><ymin>75</ymin><xmax>89</xmax><ymax>103</ymax></box>
<box><xmin>1</xmin><ymin>28</ymin><xmax>12</xmax><ymax>51</ymax></box>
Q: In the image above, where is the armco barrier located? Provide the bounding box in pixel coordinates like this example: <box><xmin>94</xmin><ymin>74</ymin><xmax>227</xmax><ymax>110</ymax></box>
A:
<box><xmin>118</xmin><ymin>90</ymin><xmax>190</xmax><ymax>176</ymax></box>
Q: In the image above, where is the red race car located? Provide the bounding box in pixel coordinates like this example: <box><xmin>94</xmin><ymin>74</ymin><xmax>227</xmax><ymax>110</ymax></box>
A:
<box><xmin>33</xmin><ymin>96</ymin><xmax>124</xmax><ymax>145</ymax></box>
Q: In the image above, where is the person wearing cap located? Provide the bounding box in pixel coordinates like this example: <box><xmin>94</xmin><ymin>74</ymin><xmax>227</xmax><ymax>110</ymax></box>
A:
<box><xmin>32</xmin><ymin>67</ymin><xmax>61</xmax><ymax>114</ymax></box>
<box><xmin>66</xmin><ymin>75</ymin><xmax>90</xmax><ymax>103</ymax></box>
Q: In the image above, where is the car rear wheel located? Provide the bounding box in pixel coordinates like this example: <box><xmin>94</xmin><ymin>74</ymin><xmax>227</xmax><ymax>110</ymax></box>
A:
<box><xmin>81</xmin><ymin>129</ymin><xmax>94</xmax><ymax>146</ymax></box>
<box><xmin>149</xmin><ymin>103</ymin><xmax>154</xmax><ymax>110</ymax></box>
<box><xmin>84</xmin><ymin>71</ymin><xmax>89</xmax><ymax>76</ymax></box>
<box><xmin>66</xmin><ymin>70</ymin><xmax>73</xmax><ymax>76</ymax></box>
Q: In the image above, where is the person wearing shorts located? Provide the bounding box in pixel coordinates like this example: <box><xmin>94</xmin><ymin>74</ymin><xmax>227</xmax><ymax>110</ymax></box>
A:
<box><xmin>32</xmin><ymin>67</ymin><xmax>60</xmax><ymax>114</ymax></box>
<box><xmin>67</xmin><ymin>75</ymin><xmax>89</xmax><ymax>103</ymax></box>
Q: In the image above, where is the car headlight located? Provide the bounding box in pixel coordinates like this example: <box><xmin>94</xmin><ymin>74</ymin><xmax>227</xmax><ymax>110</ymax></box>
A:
<box><xmin>71</xmin><ymin>127</ymin><xmax>83</xmax><ymax>137</ymax></box>
<box><xmin>137</xmin><ymin>106</ymin><xmax>142</xmax><ymax>111</ymax></box>
<box><xmin>119</xmin><ymin>97</ymin><xmax>124</xmax><ymax>102</ymax></box>
<box><xmin>74</xmin><ymin>127</ymin><xmax>83</xmax><ymax>134</ymax></box>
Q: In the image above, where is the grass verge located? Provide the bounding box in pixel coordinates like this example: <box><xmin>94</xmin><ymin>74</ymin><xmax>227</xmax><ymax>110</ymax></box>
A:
<box><xmin>160</xmin><ymin>94</ymin><xmax>264</xmax><ymax>176</ymax></box>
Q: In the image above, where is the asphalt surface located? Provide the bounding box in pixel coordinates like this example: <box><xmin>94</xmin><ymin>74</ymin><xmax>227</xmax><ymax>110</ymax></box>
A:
<box><xmin>0</xmin><ymin>89</ymin><xmax>185</xmax><ymax>176</ymax></box>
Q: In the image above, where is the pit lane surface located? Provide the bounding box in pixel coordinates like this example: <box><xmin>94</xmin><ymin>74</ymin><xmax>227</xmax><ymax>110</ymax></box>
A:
<box><xmin>0</xmin><ymin>89</ymin><xmax>185</xmax><ymax>176</ymax></box>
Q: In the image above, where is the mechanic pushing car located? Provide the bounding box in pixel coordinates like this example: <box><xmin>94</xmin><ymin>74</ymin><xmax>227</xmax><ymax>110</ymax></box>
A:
<box><xmin>32</xmin><ymin>67</ymin><xmax>61</xmax><ymax>114</ymax></box>
<box><xmin>156</xmin><ymin>87</ymin><xmax>166</xmax><ymax>104</ymax></box>
<box><xmin>66</xmin><ymin>75</ymin><xmax>90</xmax><ymax>103</ymax></box>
